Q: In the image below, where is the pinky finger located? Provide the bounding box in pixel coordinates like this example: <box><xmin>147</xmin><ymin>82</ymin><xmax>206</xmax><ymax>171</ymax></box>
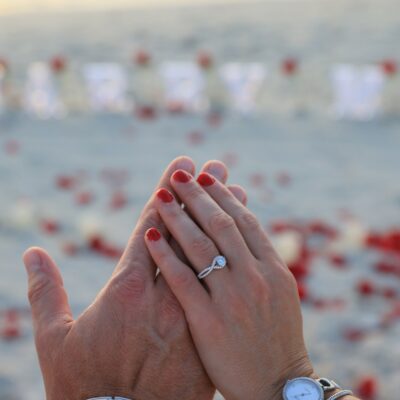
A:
<box><xmin>145</xmin><ymin>227</ymin><xmax>211</xmax><ymax>317</ymax></box>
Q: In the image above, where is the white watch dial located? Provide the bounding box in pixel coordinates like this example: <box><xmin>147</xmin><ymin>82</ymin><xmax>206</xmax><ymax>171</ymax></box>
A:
<box><xmin>283</xmin><ymin>377</ymin><xmax>324</xmax><ymax>400</ymax></box>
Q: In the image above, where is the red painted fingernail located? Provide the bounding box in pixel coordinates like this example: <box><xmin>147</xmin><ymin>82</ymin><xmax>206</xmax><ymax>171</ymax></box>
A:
<box><xmin>197</xmin><ymin>173</ymin><xmax>216</xmax><ymax>187</ymax></box>
<box><xmin>172</xmin><ymin>170</ymin><xmax>191</xmax><ymax>183</ymax></box>
<box><xmin>146</xmin><ymin>228</ymin><xmax>161</xmax><ymax>241</ymax></box>
<box><xmin>156</xmin><ymin>188</ymin><xmax>174</xmax><ymax>203</ymax></box>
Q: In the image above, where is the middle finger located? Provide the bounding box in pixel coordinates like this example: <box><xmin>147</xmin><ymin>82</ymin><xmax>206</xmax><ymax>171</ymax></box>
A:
<box><xmin>170</xmin><ymin>170</ymin><xmax>252</xmax><ymax>265</ymax></box>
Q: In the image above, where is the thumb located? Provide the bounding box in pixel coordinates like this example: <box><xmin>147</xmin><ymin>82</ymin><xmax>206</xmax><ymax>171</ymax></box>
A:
<box><xmin>23</xmin><ymin>247</ymin><xmax>73</xmax><ymax>335</ymax></box>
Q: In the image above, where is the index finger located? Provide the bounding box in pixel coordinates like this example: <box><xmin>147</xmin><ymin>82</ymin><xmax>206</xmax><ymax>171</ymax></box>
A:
<box><xmin>113</xmin><ymin>156</ymin><xmax>196</xmax><ymax>282</ymax></box>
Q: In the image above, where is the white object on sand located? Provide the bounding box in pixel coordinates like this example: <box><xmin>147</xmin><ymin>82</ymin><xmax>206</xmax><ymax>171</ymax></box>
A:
<box><xmin>327</xmin><ymin>221</ymin><xmax>367</xmax><ymax>253</ymax></box>
<box><xmin>7</xmin><ymin>198</ymin><xmax>37</xmax><ymax>230</ymax></box>
<box><xmin>23</xmin><ymin>62</ymin><xmax>65</xmax><ymax>118</ymax></box>
<box><xmin>76</xmin><ymin>214</ymin><xmax>105</xmax><ymax>241</ymax></box>
<box><xmin>220</xmin><ymin>62</ymin><xmax>266</xmax><ymax>114</ymax></box>
<box><xmin>83</xmin><ymin>63</ymin><xmax>129</xmax><ymax>113</ymax></box>
<box><xmin>272</xmin><ymin>231</ymin><xmax>302</xmax><ymax>265</ymax></box>
<box><xmin>159</xmin><ymin>62</ymin><xmax>204</xmax><ymax>112</ymax></box>
<box><xmin>331</xmin><ymin>64</ymin><xmax>384</xmax><ymax>120</ymax></box>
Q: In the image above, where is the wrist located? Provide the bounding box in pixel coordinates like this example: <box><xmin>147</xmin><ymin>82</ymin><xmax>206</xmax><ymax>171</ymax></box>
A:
<box><xmin>278</xmin><ymin>373</ymin><xmax>356</xmax><ymax>400</ymax></box>
<box><xmin>262</xmin><ymin>359</ymin><xmax>316</xmax><ymax>400</ymax></box>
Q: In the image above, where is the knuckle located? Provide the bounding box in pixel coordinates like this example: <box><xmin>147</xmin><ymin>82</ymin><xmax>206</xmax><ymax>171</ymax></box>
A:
<box><xmin>258</xmin><ymin>238</ymin><xmax>281</xmax><ymax>262</ymax></box>
<box><xmin>186</xmin><ymin>184</ymin><xmax>204</xmax><ymax>199</ymax></box>
<box><xmin>111</xmin><ymin>267</ymin><xmax>147</xmax><ymax>302</ymax></box>
<box><xmin>282</xmin><ymin>267</ymin><xmax>299</xmax><ymax>289</ymax></box>
<box><xmin>157</xmin><ymin>250</ymin><xmax>171</xmax><ymax>267</ymax></box>
<box><xmin>172</xmin><ymin>269</ymin><xmax>194</xmax><ymax>290</ymax></box>
<box><xmin>237</xmin><ymin>211</ymin><xmax>260</xmax><ymax>231</ymax></box>
<box><xmin>164</xmin><ymin>206</ymin><xmax>180</xmax><ymax>219</ymax></box>
<box><xmin>191</xmin><ymin>235</ymin><xmax>216</xmax><ymax>256</ymax></box>
<box><xmin>136</xmin><ymin>209</ymin><xmax>161</xmax><ymax>236</ymax></box>
<box><xmin>208</xmin><ymin>211</ymin><xmax>235</xmax><ymax>234</ymax></box>
<box><xmin>123</xmin><ymin>269</ymin><xmax>147</xmax><ymax>297</ymax></box>
<box><xmin>28</xmin><ymin>277</ymin><xmax>53</xmax><ymax>306</ymax></box>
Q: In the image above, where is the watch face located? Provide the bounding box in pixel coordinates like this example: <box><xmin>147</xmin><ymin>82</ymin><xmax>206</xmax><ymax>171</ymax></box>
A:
<box><xmin>283</xmin><ymin>377</ymin><xmax>324</xmax><ymax>400</ymax></box>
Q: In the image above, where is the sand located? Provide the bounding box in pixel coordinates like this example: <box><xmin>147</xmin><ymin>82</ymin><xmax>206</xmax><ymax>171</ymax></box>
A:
<box><xmin>1</xmin><ymin>1</ymin><xmax>400</xmax><ymax>398</ymax></box>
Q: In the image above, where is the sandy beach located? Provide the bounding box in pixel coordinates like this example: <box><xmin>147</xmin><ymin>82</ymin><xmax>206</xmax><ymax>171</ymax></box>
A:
<box><xmin>1</xmin><ymin>1</ymin><xmax>400</xmax><ymax>399</ymax></box>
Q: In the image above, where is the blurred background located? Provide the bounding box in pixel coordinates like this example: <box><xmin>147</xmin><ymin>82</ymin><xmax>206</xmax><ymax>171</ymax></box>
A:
<box><xmin>1</xmin><ymin>0</ymin><xmax>400</xmax><ymax>399</ymax></box>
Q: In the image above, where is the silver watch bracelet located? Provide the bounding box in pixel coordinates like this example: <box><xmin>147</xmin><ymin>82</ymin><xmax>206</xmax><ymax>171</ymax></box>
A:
<box><xmin>327</xmin><ymin>389</ymin><xmax>354</xmax><ymax>400</ymax></box>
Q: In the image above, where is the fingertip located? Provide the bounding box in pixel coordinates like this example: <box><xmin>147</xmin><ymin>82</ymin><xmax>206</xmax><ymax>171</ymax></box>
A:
<box><xmin>201</xmin><ymin>160</ymin><xmax>228</xmax><ymax>183</ymax></box>
<box><xmin>23</xmin><ymin>247</ymin><xmax>44</xmax><ymax>274</ymax></box>
<box><xmin>23</xmin><ymin>247</ymin><xmax>63</xmax><ymax>284</ymax></box>
<box><xmin>23</xmin><ymin>246</ymin><xmax>41</xmax><ymax>263</ymax></box>
<box><xmin>228</xmin><ymin>184</ymin><xmax>248</xmax><ymax>206</ymax></box>
<box><xmin>171</xmin><ymin>155</ymin><xmax>196</xmax><ymax>176</ymax></box>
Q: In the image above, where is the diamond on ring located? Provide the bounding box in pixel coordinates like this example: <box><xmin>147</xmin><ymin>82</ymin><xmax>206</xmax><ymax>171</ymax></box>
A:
<box><xmin>215</xmin><ymin>256</ymin><xmax>226</xmax><ymax>267</ymax></box>
<box><xmin>198</xmin><ymin>255</ymin><xmax>227</xmax><ymax>280</ymax></box>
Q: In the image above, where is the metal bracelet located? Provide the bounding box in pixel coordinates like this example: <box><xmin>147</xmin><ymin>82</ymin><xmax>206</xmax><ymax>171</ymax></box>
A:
<box><xmin>318</xmin><ymin>377</ymin><xmax>340</xmax><ymax>392</ymax></box>
<box><xmin>327</xmin><ymin>389</ymin><xmax>354</xmax><ymax>400</ymax></box>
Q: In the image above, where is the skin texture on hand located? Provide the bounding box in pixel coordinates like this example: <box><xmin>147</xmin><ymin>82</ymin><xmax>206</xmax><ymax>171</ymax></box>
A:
<box><xmin>145</xmin><ymin>170</ymin><xmax>316</xmax><ymax>400</ymax></box>
<box><xmin>23</xmin><ymin>157</ymin><xmax>247</xmax><ymax>400</ymax></box>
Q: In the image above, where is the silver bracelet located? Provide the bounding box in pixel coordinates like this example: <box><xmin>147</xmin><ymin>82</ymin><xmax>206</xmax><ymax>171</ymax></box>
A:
<box><xmin>327</xmin><ymin>389</ymin><xmax>354</xmax><ymax>400</ymax></box>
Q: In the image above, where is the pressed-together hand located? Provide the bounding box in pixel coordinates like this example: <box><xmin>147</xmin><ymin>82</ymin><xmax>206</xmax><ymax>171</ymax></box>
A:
<box><xmin>145</xmin><ymin>170</ymin><xmax>316</xmax><ymax>400</ymax></box>
<box><xmin>23</xmin><ymin>157</ymin><xmax>247</xmax><ymax>400</ymax></box>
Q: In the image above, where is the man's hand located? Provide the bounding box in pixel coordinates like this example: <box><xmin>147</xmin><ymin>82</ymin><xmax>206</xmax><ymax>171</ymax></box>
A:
<box><xmin>23</xmin><ymin>156</ymin><xmax>246</xmax><ymax>400</ymax></box>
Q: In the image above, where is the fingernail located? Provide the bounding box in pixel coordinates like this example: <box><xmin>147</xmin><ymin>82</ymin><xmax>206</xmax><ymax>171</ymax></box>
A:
<box><xmin>156</xmin><ymin>188</ymin><xmax>174</xmax><ymax>203</ymax></box>
<box><xmin>197</xmin><ymin>173</ymin><xmax>216</xmax><ymax>187</ymax></box>
<box><xmin>172</xmin><ymin>170</ymin><xmax>191</xmax><ymax>183</ymax></box>
<box><xmin>23</xmin><ymin>250</ymin><xmax>42</xmax><ymax>276</ymax></box>
<box><xmin>146</xmin><ymin>228</ymin><xmax>161</xmax><ymax>241</ymax></box>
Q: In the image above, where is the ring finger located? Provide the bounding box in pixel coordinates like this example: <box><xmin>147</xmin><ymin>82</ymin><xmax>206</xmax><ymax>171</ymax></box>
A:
<box><xmin>154</xmin><ymin>188</ymin><xmax>231</xmax><ymax>289</ymax></box>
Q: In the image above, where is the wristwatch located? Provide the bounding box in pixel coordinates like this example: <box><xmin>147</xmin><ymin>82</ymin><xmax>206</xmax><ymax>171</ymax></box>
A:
<box><xmin>283</xmin><ymin>377</ymin><xmax>343</xmax><ymax>400</ymax></box>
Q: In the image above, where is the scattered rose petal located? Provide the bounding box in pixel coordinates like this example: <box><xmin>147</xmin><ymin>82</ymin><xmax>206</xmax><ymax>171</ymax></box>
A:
<box><xmin>356</xmin><ymin>376</ymin><xmax>378</xmax><ymax>400</ymax></box>
<box><xmin>187</xmin><ymin>130</ymin><xmax>205</xmax><ymax>146</ymax></box>
<box><xmin>40</xmin><ymin>218</ymin><xmax>61</xmax><ymax>235</ymax></box>
<box><xmin>356</xmin><ymin>279</ymin><xmax>375</xmax><ymax>297</ymax></box>
<box><xmin>109</xmin><ymin>191</ymin><xmax>128</xmax><ymax>210</ymax></box>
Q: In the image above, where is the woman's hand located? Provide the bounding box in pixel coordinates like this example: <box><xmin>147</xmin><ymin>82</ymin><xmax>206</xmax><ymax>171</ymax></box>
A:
<box><xmin>23</xmin><ymin>158</ymin><xmax>247</xmax><ymax>400</ymax></box>
<box><xmin>145</xmin><ymin>170</ymin><xmax>314</xmax><ymax>400</ymax></box>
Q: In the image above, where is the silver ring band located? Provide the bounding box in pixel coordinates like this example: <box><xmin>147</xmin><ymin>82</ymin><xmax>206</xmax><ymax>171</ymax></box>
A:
<box><xmin>198</xmin><ymin>255</ymin><xmax>227</xmax><ymax>279</ymax></box>
<box><xmin>327</xmin><ymin>390</ymin><xmax>354</xmax><ymax>400</ymax></box>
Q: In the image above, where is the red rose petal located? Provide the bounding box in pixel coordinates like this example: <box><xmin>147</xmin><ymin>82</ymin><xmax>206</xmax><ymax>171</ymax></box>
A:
<box><xmin>356</xmin><ymin>376</ymin><xmax>378</xmax><ymax>400</ymax></box>
<box><xmin>75</xmin><ymin>191</ymin><xmax>94</xmax><ymax>206</ymax></box>
<box><xmin>281</xmin><ymin>58</ymin><xmax>298</xmax><ymax>76</ymax></box>
<box><xmin>50</xmin><ymin>56</ymin><xmax>67</xmax><ymax>73</ymax></box>
<box><xmin>40</xmin><ymin>219</ymin><xmax>61</xmax><ymax>235</ymax></box>
<box><xmin>109</xmin><ymin>191</ymin><xmax>128</xmax><ymax>210</ymax></box>
<box><xmin>356</xmin><ymin>280</ymin><xmax>375</xmax><ymax>297</ymax></box>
